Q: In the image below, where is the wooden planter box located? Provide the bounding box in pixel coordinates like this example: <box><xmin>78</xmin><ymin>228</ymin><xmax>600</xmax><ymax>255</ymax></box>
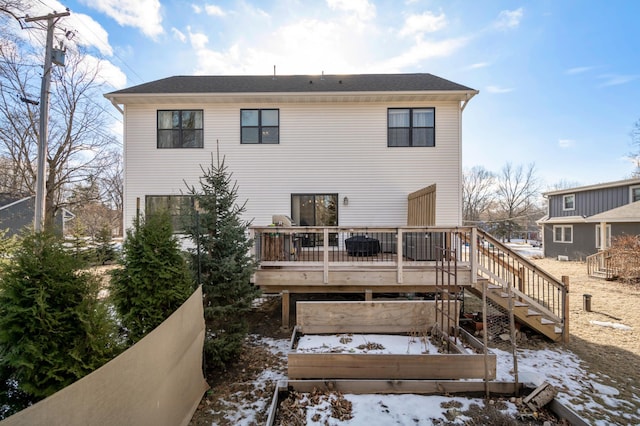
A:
<box><xmin>288</xmin><ymin>301</ymin><xmax>496</xmax><ymax>380</ymax></box>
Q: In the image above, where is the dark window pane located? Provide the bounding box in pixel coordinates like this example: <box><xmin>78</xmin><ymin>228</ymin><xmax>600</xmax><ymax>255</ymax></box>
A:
<box><xmin>242</xmin><ymin>128</ymin><xmax>259</xmax><ymax>143</ymax></box>
<box><xmin>182</xmin><ymin>110</ymin><xmax>202</xmax><ymax>129</ymax></box>
<box><xmin>262</xmin><ymin>127</ymin><xmax>279</xmax><ymax>143</ymax></box>
<box><xmin>241</xmin><ymin>110</ymin><xmax>259</xmax><ymax>126</ymax></box>
<box><xmin>158</xmin><ymin>130</ymin><xmax>180</xmax><ymax>148</ymax></box>
<box><xmin>388</xmin><ymin>128</ymin><xmax>410</xmax><ymax>146</ymax></box>
<box><xmin>413</xmin><ymin>109</ymin><xmax>434</xmax><ymax>127</ymax></box>
<box><xmin>389</xmin><ymin>109</ymin><xmax>410</xmax><ymax>127</ymax></box>
<box><xmin>182</xmin><ymin>130</ymin><xmax>203</xmax><ymax>148</ymax></box>
<box><xmin>262</xmin><ymin>109</ymin><xmax>279</xmax><ymax>126</ymax></box>
<box><xmin>412</xmin><ymin>128</ymin><xmax>434</xmax><ymax>147</ymax></box>
<box><xmin>158</xmin><ymin>111</ymin><xmax>179</xmax><ymax>129</ymax></box>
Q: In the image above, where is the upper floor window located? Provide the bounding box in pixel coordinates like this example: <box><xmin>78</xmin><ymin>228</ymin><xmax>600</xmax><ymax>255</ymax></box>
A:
<box><xmin>241</xmin><ymin>109</ymin><xmax>279</xmax><ymax>144</ymax></box>
<box><xmin>553</xmin><ymin>225</ymin><xmax>573</xmax><ymax>243</ymax></box>
<box><xmin>157</xmin><ymin>110</ymin><xmax>203</xmax><ymax>148</ymax></box>
<box><xmin>631</xmin><ymin>185</ymin><xmax>640</xmax><ymax>203</ymax></box>
<box><xmin>562</xmin><ymin>194</ymin><xmax>575</xmax><ymax>211</ymax></box>
<box><xmin>388</xmin><ymin>108</ymin><xmax>435</xmax><ymax>147</ymax></box>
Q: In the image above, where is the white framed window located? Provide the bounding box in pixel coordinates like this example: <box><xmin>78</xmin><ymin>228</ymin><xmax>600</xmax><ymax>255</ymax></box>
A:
<box><xmin>562</xmin><ymin>194</ymin><xmax>575</xmax><ymax>211</ymax></box>
<box><xmin>630</xmin><ymin>185</ymin><xmax>640</xmax><ymax>203</ymax></box>
<box><xmin>595</xmin><ymin>224</ymin><xmax>611</xmax><ymax>249</ymax></box>
<box><xmin>553</xmin><ymin>225</ymin><xmax>573</xmax><ymax>243</ymax></box>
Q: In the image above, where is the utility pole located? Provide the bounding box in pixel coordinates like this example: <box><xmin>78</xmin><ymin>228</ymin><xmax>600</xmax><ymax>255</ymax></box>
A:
<box><xmin>24</xmin><ymin>10</ymin><xmax>70</xmax><ymax>232</ymax></box>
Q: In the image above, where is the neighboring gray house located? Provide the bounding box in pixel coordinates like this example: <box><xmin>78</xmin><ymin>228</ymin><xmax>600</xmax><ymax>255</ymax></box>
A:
<box><xmin>0</xmin><ymin>194</ymin><xmax>73</xmax><ymax>237</ymax></box>
<box><xmin>537</xmin><ymin>178</ymin><xmax>640</xmax><ymax>260</ymax></box>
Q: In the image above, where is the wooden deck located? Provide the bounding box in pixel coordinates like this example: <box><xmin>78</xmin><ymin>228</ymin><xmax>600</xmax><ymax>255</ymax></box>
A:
<box><xmin>250</xmin><ymin>226</ymin><xmax>569</xmax><ymax>342</ymax></box>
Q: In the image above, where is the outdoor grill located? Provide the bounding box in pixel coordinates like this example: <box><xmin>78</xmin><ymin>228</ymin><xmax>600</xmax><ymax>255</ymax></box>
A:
<box><xmin>345</xmin><ymin>235</ymin><xmax>380</xmax><ymax>256</ymax></box>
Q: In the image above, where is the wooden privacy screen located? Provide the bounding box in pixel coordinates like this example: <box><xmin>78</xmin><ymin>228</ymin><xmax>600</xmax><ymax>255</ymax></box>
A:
<box><xmin>407</xmin><ymin>184</ymin><xmax>436</xmax><ymax>226</ymax></box>
<box><xmin>0</xmin><ymin>287</ymin><xmax>208</xmax><ymax>426</ymax></box>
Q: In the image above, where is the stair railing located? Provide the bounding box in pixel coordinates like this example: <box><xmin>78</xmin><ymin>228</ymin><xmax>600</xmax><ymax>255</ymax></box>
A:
<box><xmin>472</xmin><ymin>230</ymin><xmax>567</xmax><ymax>330</ymax></box>
<box><xmin>586</xmin><ymin>250</ymin><xmax>614</xmax><ymax>279</ymax></box>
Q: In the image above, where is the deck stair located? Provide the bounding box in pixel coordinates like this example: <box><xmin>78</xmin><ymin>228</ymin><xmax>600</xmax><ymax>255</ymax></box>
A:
<box><xmin>468</xmin><ymin>230</ymin><xmax>568</xmax><ymax>343</ymax></box>
<box><xmin>469</xmin><ymin>281</ymin><xmax>563</xmax><ymax>342</ymax></box>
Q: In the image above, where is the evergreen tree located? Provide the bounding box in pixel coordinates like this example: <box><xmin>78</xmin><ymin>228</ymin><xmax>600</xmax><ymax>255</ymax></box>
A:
<box><xmin>0</xmin><ymin>232</ymin><xmax>119</xmax><ymax>417</ymax></box>
<box><xmin>186</xmin><ymin>153</ymin><xmax>259</xmax><ymax>369</ymax></box>
<box><xmin>111</xmin><ymin>210</ymin><xmax>194</xmax><ymax>344</ymax></box>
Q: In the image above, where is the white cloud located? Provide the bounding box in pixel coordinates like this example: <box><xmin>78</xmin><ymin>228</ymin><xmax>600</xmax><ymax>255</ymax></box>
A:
<box><xmin>187</xmin><ymin>27</ymin><xmax>210</xmax><ymax>50</ymax></box>
<box><xmin>565</xmin><ymin>66</ymin><xmax>594</xmax><ymax>75</ymax></box>
<box><xmin>486</xmin><ymin>85</ymin><xmax>514</xmax><ymax>94</ymax></box>
<box><xmin>192</xmin><ymin>4</ymin><xmax>202</xmax><ymax>14</ymax></box>
<box><xmin>67</xmin><ymin>13</ymin><xmax>113</xmax><ymax>56</ymax></box>
<box><xmin>171</xmin><ymin>27</ymin><xmax>186</xmax><ymax>43</ymax></box>
<box><xmin>380</xmin><ymin>36</ymin><xmax>469</xmax><ymax>72</ymax></box>
<box><xmin>494</xmin><ymin>8</ymin><xmax>523</xmax><ymax>30</ymax></box>
<box><xmin>204</xmin><ymin>4</ymin><xmax>226</xmax><ymax>17</ymax></box>
<box><xmin>558</xmin><ymin>139</ymin><xmax>575</xmax><ymax>149</ymax></box>
<box><xmin>398</xmin><ymin>11</ymin><xmax>447</xmax><ymax>38</ymax></box>
<box><xmin>468</xmin><ymin>62</ymin><xmax>489</xmax><ymax>69</ymax></box>
<box><xmin>81</xmin><ymin>0</ymin><xmax>163</xmax><ymax>39</ymax></box>
<box><xmin>598</xmin><ymin>74</ymin><xmax>638</xmax><ymax>87</ymax></box>
<box><xmin>326</xmin><ymin>0</ymin><xmax>376</xmax><ymax>20</ymax></box>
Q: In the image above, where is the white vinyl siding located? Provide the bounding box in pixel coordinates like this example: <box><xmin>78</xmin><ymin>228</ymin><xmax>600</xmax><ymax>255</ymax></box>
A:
<box><xmin>122</xmin><ymin>100</ymin><xmax>462</xmax><ymax>231</ymax></box>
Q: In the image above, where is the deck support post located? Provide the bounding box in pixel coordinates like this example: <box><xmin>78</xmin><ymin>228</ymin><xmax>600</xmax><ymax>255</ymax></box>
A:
<box><xmin>397</xmin><ymin>228</ymin><xmax>404</xmax><ymax>284</ymax></box>
<box><xmin>281</xmin><ymin>290</ymin><xmax>290</xmax><ymax>330</ymax></box>
<box><xmin>561</xmin><ymin>276</ymin><xmax>570</xmax><ymax>344</ymax></box>
<box><xmin>365</xmin><ymin>289</ymin><xmax>373</xmax><ymax>301</ymax></box>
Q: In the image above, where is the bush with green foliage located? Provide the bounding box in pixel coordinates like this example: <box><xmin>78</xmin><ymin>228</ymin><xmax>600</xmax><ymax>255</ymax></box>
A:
<box><xmin>111</xmin><ymin>210</ymin><xmax>194</xmax><ymax>344</ymax></box>
<box><xmin>94</xmin><ymin>225</ymin><xmax>116</xmax><ymax>265</ymax></box>
<box><xmin>185</xmin><ymin>154</ymin><xmax>260</xmax><ymax>370</ymax></box>
<box><xmin>0</xmin><ymin>232</ymin><xmax>119</xmax><ymax>418</ymax></box>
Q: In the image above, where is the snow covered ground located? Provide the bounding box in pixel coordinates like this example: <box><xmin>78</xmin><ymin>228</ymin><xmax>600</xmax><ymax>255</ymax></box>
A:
<box><xmin>221</xmin><ymin>333</ymin><xmax>640</xmax><ymax>425</ymax></box>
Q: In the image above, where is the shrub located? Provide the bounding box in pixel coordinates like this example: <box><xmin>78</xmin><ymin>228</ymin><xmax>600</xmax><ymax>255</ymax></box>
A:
<box><xmin>111</xmin><ymin>211</ymin><xmax>194</xmax><ymax>344</ymax></box>
<box><xmin>0</xmin><ymin>232</ymin><xmax>119</xmax><ymax>417</ymax></box>
<box><xmin>608</xmin><ymin>234</ymin><xmax>640</xmax><ymax>283</ymax></box>
<box><xmin>185</xmin><ymin>154</ymin><xmax>260</xmax><ymax>370</ymax></box>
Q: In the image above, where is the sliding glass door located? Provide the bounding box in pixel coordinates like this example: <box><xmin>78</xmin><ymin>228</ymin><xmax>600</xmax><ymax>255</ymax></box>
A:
<box><xmin>291</xmin><ymin>194</ymin><xmax>338</xmax><ymax>246</ymax></box>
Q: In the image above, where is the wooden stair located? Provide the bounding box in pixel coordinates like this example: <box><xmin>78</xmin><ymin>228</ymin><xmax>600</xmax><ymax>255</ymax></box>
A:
<box><xmin>469</xmin><ymin>281</ymin><xmax>563</xmax><ymax>342</ymax></box>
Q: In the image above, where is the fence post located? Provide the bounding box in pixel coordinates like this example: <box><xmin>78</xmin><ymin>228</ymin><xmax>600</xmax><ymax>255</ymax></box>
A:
<box><xmin>562</xmin><ymin>275</ymin><xmax>570</xmax><ymax>344</ymax></box>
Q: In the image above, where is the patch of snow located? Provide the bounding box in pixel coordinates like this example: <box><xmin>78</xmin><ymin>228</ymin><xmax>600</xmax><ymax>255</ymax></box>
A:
<box><xmin>589</xmin><ymin>320</ymin><xmax>632</xmax><ymax>330</ymax></box>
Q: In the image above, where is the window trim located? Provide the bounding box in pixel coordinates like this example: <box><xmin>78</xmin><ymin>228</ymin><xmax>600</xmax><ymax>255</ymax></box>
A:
<box><xmin>387</xmin><ymin>107</ymin><xmax>435</xmax><ymax>147</ymax></box>
<box><xmin>157</xmin><ymin>110</ymin><xmax>204</xmax><ymax>149</ymax></box>
<box><xmin>552</xmin><ymin>225</ymin><xmax>573</xmax><ymax>243</ymax></box>
<box><xmin>240</xmin><ymin>108</ymin><xmax>280</xmax><ymax>144</ymax></box>
<box><xmin>630</xmin><ymin>185</ymin><xmax>640</xmax><ymax>203</ymax></box>
<box><xmin>595</xmin><ymin>224</ymin><xmax>611</xmax><ymax>249</ymax></box>
<box><xmin>562</xmin><ymin>194</ymin><xmax>575</xmax><ymax>211</ymax></box>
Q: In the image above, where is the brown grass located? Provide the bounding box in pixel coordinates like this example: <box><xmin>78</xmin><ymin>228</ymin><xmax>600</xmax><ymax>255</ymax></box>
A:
<box><xmin>532</xmin><ymin>258</ymin><xmax>640</xmax><ymax>412</ymax></box>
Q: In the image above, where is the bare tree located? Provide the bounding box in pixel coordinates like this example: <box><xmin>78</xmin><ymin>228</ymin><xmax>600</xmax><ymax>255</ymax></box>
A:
<box><xmin>462</xmin><ymin>166</ymin><xmax>495</xmax><ymax>226</ymax></box>
<box><xmin>0</xmin><ymin>35</ymin><xmax>119</xmax><ymax>229</ymax></box>
<box><xmin>630</xmin><ymin>118</ymin><xmax>640</xmax><ymax>178</ymax></box>
<box><xmin>495</xmin><ymin>162</ymin><xmax>541</xmax><ymax>241</ymax></box>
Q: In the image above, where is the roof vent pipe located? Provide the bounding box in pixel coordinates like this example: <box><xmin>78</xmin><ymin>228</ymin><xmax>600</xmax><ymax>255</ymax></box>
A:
<box><xmin>273</xmin><ymin>65</ymin><xmax>276</xmax><ymax>80</ymax></box>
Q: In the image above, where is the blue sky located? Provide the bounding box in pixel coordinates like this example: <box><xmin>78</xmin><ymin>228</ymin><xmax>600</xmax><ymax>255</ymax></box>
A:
<box><xmin>22</xmin><ymin>0</ymin><xmax>640</xmax><ymax>188</ymax></box>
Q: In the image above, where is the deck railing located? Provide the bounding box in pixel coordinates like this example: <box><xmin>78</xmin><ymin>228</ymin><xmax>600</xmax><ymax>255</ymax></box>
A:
<box><xmin>249</xmin><ymin>225</ymin><xmax>474</xmax><ymax>267</ymax></box>
<box><xmin>586</xmin><ymin>250</ymin><xmax>614</xmax><ymax>279</ymax></box>
<box><xmin>472</xmin><ymin>230</ymin><xmax>567</xmax><ymax>324</ymax></box>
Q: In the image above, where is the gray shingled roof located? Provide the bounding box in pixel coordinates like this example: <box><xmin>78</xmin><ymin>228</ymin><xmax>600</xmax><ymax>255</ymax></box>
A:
<box><xmin>106</xmin><ymin>73</ymin><xmax>475</xmax><ymax>96</ymax></box>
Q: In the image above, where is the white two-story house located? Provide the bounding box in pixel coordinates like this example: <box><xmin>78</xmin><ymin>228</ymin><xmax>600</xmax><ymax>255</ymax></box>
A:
<box><xmin>104</xmin><ymin>73</ymin><xmax>478</xmax><ymax>234</ymax></box>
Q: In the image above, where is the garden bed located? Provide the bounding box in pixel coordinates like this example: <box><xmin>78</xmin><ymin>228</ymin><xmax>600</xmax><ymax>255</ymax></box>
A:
<box><xmin>287</xmin><ymin>300</ymin><xmax>496</xmax><ymax>380</ymax></box>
